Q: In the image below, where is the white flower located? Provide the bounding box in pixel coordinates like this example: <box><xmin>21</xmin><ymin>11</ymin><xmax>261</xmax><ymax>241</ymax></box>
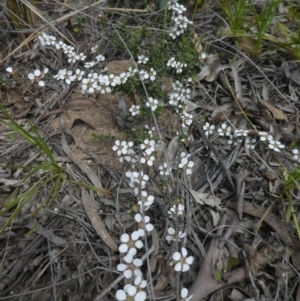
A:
<box><xmin>129</xmin><ymin>105</ymin><xmax>140</xmax><ymax>116</ymax></box>
<box><xmin>175</xmin><ymin>61</ymin><xmax>185</xmax><ymax>73</ymax></box>
<box><xmin>172</xmin><ymin>247</ymin><xmax>194</xmax><ymax>272</ymax></box>
<box><xmin>149</xmin><ymin>68</ymin><xmax>156</xmax><ymax>81</ymax></box>
<box><xmin>166</xmin><ymin>227</ymin><xmax>186</xmax><ymax>242</ymax></box>
<box><xmin>167</xmin><ymin>204</ymin><xmax>185</xmax><ymax>218</ymax></box>
<box><xmin>64</xmin><ymin>45</ymin><xmax>75</xmax><ymax>54</ymax></box>
<box><xmin>95</xmin><ymin>54</ymin><xmax>105</xmax><ymax>62</ymax></box>
<box><xmin>245</xmin><ymin>137</ymin><xmax>256</xmax><ymax>150</ymax></box>
<box><xmin>135</xmin><ymin>213</ymin><xmax>154</xmax><ymax>237</ymax></box>
<box><xmin>139</xmin><ymin>69</ymin><xmax>149</xmax><ymax>80</ymax></box>
<box><xmin>167</xmin><ymin>0</ymin><xmax>178</xmax><ymax>10</ymax></box>
<box><xmin>38</xmin><ymin>33</ymin><xmax>56</xmax><ymax>46</ymax></box>
<box><xmin>74</xmin><ymin>69</ymin><xmax>84</xmax><ymax>81</ymax></box>
<box><xmin>116</xmin><ymin>284</ymin><xmax>147</xmax><ymax>301</ymax></box>
<box><xmin>180</xmin><ymin>288</ymin><xmax>193</xmax><ymax>301</ymax></box>
<box><xmin>112</xmin><ymin>140</ymin><xmax>130</xmax><ymax>156</ymax></box>
<box><xmin>38</xmin><ymin>33</ymin><xmax>47</xmax><ymax>46</ymax></box>
<box><xmin>200</xmin><ymin>52</ymin><xmax>207</xmax><ymax>60</ymax></box>
<box><xmin>119</xmin><ymin>232</ymin><xmax>144</xmax><ymax>256</ymax></box>
<box><xmin>292</xmin><ymin>149</ymin><xmax>300</xmax><ymax>162</ymax></box>
<box><xmin>97</xmin><ymin>82</ymin><xmax>111</xmax><ymax>94</ymax></box>
<box><xmin>47</xmin><ymin>35</ymin><xmax>57</xmax><ymax>45</ymax></box>
<box><xmin>218</xmin><ymin>123</ymin><xmax>231</xmax><ymax>137</ymax></box>
<box><xmin>124</xmin><ymin>148</ymin><xmax>138</xmax><ymax>165</ymax></box>
<box><xmin>144</xmin><ymin>125</ymin><xmax>156</xmax><ymax>136</ymax></box>
<box><xmin>137</xmin><ymin>55</ymin><xmax>149</xmax><ymax>64</ymax></box>
<box><xmin>140</xmin><ymin>148</ymin><xmax>155</xmax><ymax>166</ymax></box>
<box><xmin>55</xmin><ymin>41</ymin><xmax>66</xmax><ymax>49</ymax></box>
<box><xmin>119</xmin><ymin>72</ymin><xmax>128</xmax><ymax>84</ymax></box>
<box><xmin>178</xmin><ymin>157</ymin><xmax>194</xmax><ymax>175</ymax></box>
<box><xmin>63</xmin><ymin>70</ymin><xmax>75</xmax><ymax>85</ymax></box>
<box><xmin>234</xmin><ymin>129</ymin><xmax>249</xmax><ymax>137</ymax></box>
<box><xmin>174</xmin><ymin>15</ymin><xmax>191</xmax><ymax>29</ymax></box>
<box><xmin>91</xmin><ymin>44</ymin><xmax>99</xmax><ymax>53</ymax></box>
<box><xmin>268</xmin><ymin>140</ymin><xmax>285</xmax><ymax>152</ymax></box>
<box><xmin>203</xmin><ymin>122</ymin><xmax>215</xmax><ymax>136</ymax></box>
<box><xmin>134</xmin><ymin>276</ymin><xmax>147</xmax><ymax>290</ymax></box>
<box><xmin>169</xmin><ymin>93</ymin><xmax>180</xmax><ymax>106</ymax></box>
<box><xmin>138</xmin><ymin>191</ymin><xmax>154</xmax><ymax>211</ymax></box>
<box><xmin>67</xmin><ymin>51</ymin><xmax>77</xmax><ymax>63</ymax></box>
<box><xmin>81</xmin><ymin>78</ymin><xmax>94</xmax><ymax>94</ymax></box>
<box><xmin>173</xmin><ymin>2</ymin><xmax>187</xmax><ymax>14</ymax></box>
<box><xmin>117</xmin><ymin>253</ymin><xmax>143</xmax><ymax>278</ymax></box>
<box><xmin>6</xmin><ymin>67</ymin><xmax>13</xmax><ymax>73</ymax></box>
<box><xmin>179</xmin><ymin>88</ymin><xmax>191</xmax><ymax>99</ymax></box>
<box><xmin>159</xmin><ymin>162</ymin><xmax>170</xmax><ymax>176</ymax></box>
<box><xmin>84</xmin><ymin>61</ymin><xmax>97</xmax><ymax>68</ymax></box>
<box><xmin>127</xmin><ymin>66</ymin><xmax>138</xmax><ymax>77</ymax></box>
<box><xmin>146</xmin><ymin>97</ymin><xmax>158</xmax><ymax>112</ymax></box>
<box><xmin>126</xmin><ymin>171</ymin><xmax>149</xmax><ymax>195</ymax></box>
<box><xmin>172</xmin><ymin>80</ymin><xmax>183</xmax><ymax>91</ymax></box>
<box><xmin>28</xmin><ymin>68</ymin><xmax>48</xmax><ymax>86</ymax></box>
<box><xmin>258</xmin><ymin>131</ymin><xmax>273</xmax><ymax>142</ymax></box>
<box><xmin>140</xmin><ymin>139</ymin><xmax>155</xmax><ymax>151</ymax></box>
<box><xmin>227</xmin><ymin>134</ymin><xmax>242</xmax><ymax>146</ymax></box>
<box><xmin>167</xmin><ymin>57</ymin><xmax>177</xmax><ymax>68</ymax></box>
<box><xmin>181</xmin><ymin>111</ymin><xmax>193</xmax><ymax>127</ymax></box>
<box><xmin>54</xmin><ymin>68</ymin><xmax>66</xmax><ymax>81</ymax></box>
<box><xmin>75</xmin><ymin>52</ymin><xmax>87</xmax><ymax>61</ymax></box>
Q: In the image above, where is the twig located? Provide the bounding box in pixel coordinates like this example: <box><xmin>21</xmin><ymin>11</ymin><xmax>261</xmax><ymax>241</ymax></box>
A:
<box><xmin>240</xmin><ymin>249</ymin><xmax>260</xmax><ymax>301</ymax></box>
<box><xmin>192</xmin><ymin>121</ymin><xmax>235</xmax><ymax>192</ymax></box>
<box><xmin>92</xmin><ymin>246</ymin><xmax>155</xmax><ymax>301</ymax></box>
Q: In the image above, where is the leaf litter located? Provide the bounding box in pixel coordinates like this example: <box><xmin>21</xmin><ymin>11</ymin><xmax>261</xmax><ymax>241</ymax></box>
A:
<box><xmin>0</xmin><ymin>1</ymin><xmax>300</xmax><ymax>301</ymax></box>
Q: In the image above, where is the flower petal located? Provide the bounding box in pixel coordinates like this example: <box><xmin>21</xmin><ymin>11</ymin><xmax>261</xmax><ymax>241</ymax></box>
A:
<box><xmin>127</xmin><ymin>285</ymin><xmax>137</xmax><ymax>296</ymax></box>
<box><xmin>135</xmin><ymin>291</ymin><xmax>147</xmax><ymax>301</ymax></box>
<box><xmin>181</xmin><ymin>288</ymin><xmax>188</xmax><ymax>298</ymax></box>
<box><xmin>124</xmin><ymin>269</ymin><xmax>132</xmax><ymax>279</ymax></box>
<box><xmin>124</xmin><ymin>254</ymin><xmax>133</xmax><ymax>263</ymax></box>
<box><xmin>117</xmin><ymin>263</ymin><xmax>127</xmax><ymax>272</ymax></box>
<box><xmin>174</xmin><ymin>262</ymin><xmax>182</xmax><ymax>271</ymax></box>
<box><xmin>116</xmin><ymin>290</ymin><xmax>126</xmax><ymax>301</ymax></box>
<box><xmin>135</xmin><ymin>240</ymin><xmax>144</xmax><ymax>249</ymax></box>
<box><xmin>186</xmin><ymin>256</ymin><xmax>194</xmax><ymax>265</ymax></box>
<box><xmin>172</xmin><ymin>252</ymin><xmax>181</xmax><ymax>261</ymax></box>
<box><xmin>182</xmin><ymin>263</ymin><xmax>190</xmax><ymax>272</ymax></box>
<box><xmin>133</xmin><ymin>258</ymin><xmax>142</xmax><ymax>267</ymax></box>
<box><xmin>119</xmin><ymin>244</ymin><xmax>128</xmax><ymax>253</ymax></box>
<box><xmin>121</xmin><ymin>233</ymin><xmax>129</xmax><ymax>243</ymax></box>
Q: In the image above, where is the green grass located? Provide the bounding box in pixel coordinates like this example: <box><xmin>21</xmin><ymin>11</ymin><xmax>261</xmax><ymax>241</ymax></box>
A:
<box><xmin>220</xmin><ymin>0</ymin><xmax>300</xmax><ymax>58</ymax></box>
<box><xmin>282</xmin><ymin>166</ymin><xmax>300</xmax><ymax>239</ymax></box>
<box><xmin>0</xmin><ymin>104</ymin><xmax>109</xmax><ymax>233</ymax></box>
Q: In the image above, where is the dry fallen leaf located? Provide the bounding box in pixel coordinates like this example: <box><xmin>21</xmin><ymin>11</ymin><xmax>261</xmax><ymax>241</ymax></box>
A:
<box><xmin>183</xmin><ymin>99</ymin><xmax>199</xmax><ymax>112</ymax></box>
<box><xmin>192</xmin><ymin>31</ymin><xmax>203</xmax><ymax>54</ymax></box>
<box><xmin>190</xmin><ymin>190</ymin><xmax>221</xmax><ymax>209</ymax></box>
<box><xmin>150</xmin><ymin>227</ymin><xmax>160</xmax><ymax>273</ymax></box>
<box><xmin>210</xmin><ymin>102</ymin><xmax>234</xmax><ymax>124</ymax></box>
<box><xmin>167</xmin><ymin>136</ymin><xmax>179</xmax><ymax>162</ymax></box>
<box><xmin>197</xmin><ymin>54</ymin><xmax>220</xmax><ymax>82</ymax></box>
<box><xmin>61</xmin><ymin>98</ymin><xmax>96</xmax><ymax>111</ymax></box>
<box><xmin>260</xmin><ymin>100</ymin><xmax>288</xmax><ymax>122</ymax></box>
<box><xmin>81</xmin><ymin>187</ymin><xmax>118</xmax><ymax>251</ymax></box>
<box><xmin>70</xmin><ymin>117</ymin><xmax>96</xmax><ymax>129</ymax></box>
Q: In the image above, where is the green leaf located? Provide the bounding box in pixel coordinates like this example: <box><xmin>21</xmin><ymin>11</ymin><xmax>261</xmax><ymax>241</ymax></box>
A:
<box><xmin>225</xmin><ymin>257</ymin><xmax>239</xmax><ymax>272</ymax></box>
<box><xmin>214</xmin><ymin>270</ymin><xmax>223</xmax><ymax>280</ymax></box>
<box><xmin>159</xmin><ymin>0</ymin><xmax>168</xmax><ymax>10</ymax></box>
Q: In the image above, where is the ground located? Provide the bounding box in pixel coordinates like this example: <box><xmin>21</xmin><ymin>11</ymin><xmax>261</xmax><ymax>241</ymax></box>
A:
<box><xmin>0</xmin><ymin>1</ymin><xmax>300</xmax><ymax>301</ymax></box>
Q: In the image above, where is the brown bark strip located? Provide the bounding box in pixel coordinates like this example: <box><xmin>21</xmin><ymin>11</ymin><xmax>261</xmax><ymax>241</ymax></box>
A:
<box><xmin>225</xmin><ymin>201</ymin><xmax>300</xmax><ymax>250</ymax></box>
<box><xmin>81</xmin><ymin>187</ymin><xmax>118</xmax><ymax>251</ymax></box>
